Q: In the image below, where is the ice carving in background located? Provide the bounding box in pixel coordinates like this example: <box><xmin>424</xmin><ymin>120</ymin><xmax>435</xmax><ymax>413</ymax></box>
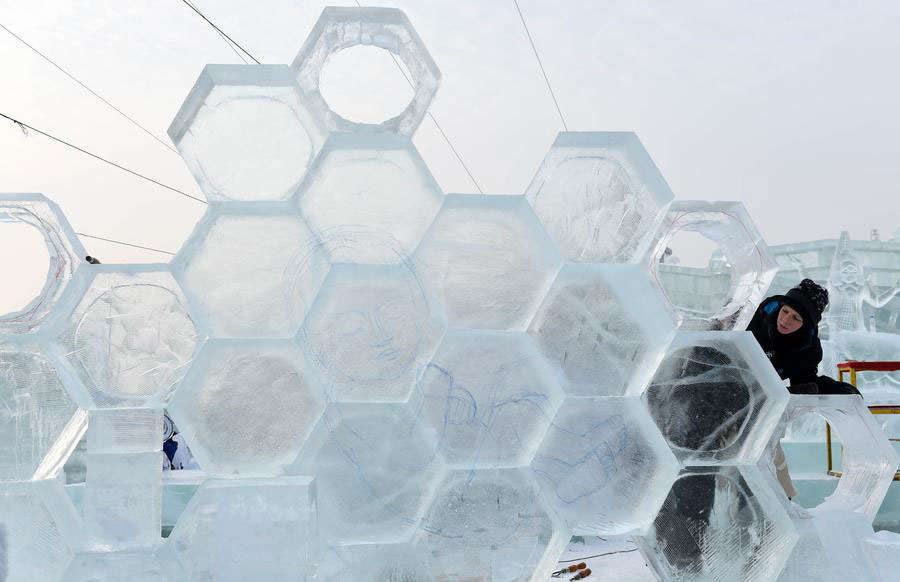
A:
<box><xmin>168</xmin><ymin>65</ymin><xmax>326</xmax><ymax>203</ymax></box>
<box><xmin>0</xmin><ymin>194</ymin><xmax>85</xmax><ymax>334</ymax></box>
<box><xmin>637</xmin><ymin>465</ymin><xmax>797</xmax><ymax>582</ymax></box>
<box><xmin>644</xmin><ymin>200</ymin><xmax>778</xmax><ymax>330</ymax></box>
<box><xmin>54</xmin><ymin>266</ymin><xmax>200</xmax><ymax>408</ymax></box>
<box><xmin>644</xmin><ymin>331</ymin><xmax>789</xmax><ymax>465</ymax></box>
<box><xmin>527</xmin><ymin>264</ymin><xmax>676</xmax><ymax>397</ymax></box>
<box><xmin>524</xmin><ymin>132</ymin><xmax>674</xmax><ymax>263</ymax></box>
<box><xmin>530</xmin><ymin>397</ymin><xmax>680</xmax><ymax>534</ymax></box>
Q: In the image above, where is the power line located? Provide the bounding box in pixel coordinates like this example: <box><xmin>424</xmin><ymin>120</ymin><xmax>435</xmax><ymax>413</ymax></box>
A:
<box><xmin>76</xmin><ymin>232</ymin><xmax>176</xmax><ymax>256</ymax></box>
<box><xmin>0</xmin><ymin>21</ymin><xmax>179</xmax><ymax>154</ymax></box>
<box><xmin>184</xmin><ymin>0</ymin><xmax>248</xmax><ymax>63</ymax></box>
<box><xmin>179</xmin><ymin>0</ymin><xmax>260</xmax><ymax>64</ymax></box>
<box><xmin>512</xmin><ymin>0</ymin><xmax>569</xmax><ymax>131</ymax></box>
<box><xmin>0</xmin><ymin>112</ymin><xmax>207</xmax><ymax>205</ymax></box>
<box><xmin>351</xmin><ymin>1</ymin><xmax>483</xmax><ymax>193</ymax></box>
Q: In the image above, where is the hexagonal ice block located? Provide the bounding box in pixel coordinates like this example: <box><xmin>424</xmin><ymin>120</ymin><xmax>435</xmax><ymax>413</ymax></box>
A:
<box><xmin>409</xmin><ymin>329</ymin><xmax>563</xmax><ymax>468</ymax></box>
<box><xmin>644</xmin><ymin>331</ymin><xmax>789</xmax><ymax>465</ymax></box>
<box><xmin>161</xmin><ymin>477</ymin><xmax>316</xmax><ymax>582</ymax></box>
<box><xmin>0</xmin><ymin>194</ymin><xmax>85</xmax><ymax>335</ymax></box>
<box><xmin>172</xmin><ymin>204</ymin><xmax>328</xmax><ymax>338</ymax></box>
<box><xmin>168</xmin><ymin>65</ymin><xmax>326</xmax><ymax>203</ymax></box>
<box><xmin>299</xmin><ymin>263</ymin><xmax>445</xmax><ymax>402</ymax></box>
<box><xmin>778</xmin><ymin>510</ymin><xmax>878</xmax><ymax>582</ymax></box>
<box><xmin>524</xmin><ymin>132</ymin><xmax>673</xmax><ymax>264</ymax></box>
<box><xmin>296</xmin><ymin>134</ymin><xmax>444</xmax><ymax>263</ymax></box>
<box><xmin>54</xmin><ymin>266</ymin><xmax>200</xmax><ymax>408</ymax></box>
<box><xmin>527</xmin><ymin>264</ymin><xmax>677</xmax><ymax>397</ymax></box>
<box><xmin>287</xmin><ymin>402</ymin><xmax>444</xmax><ymax>544</ymax></box>
<box><xmin>0</xmin><ymin>479</ymin><xmax>82</xmax><ymax>581</ymax></box>
<box><xmin>530</xmin><ymin>396</ymin><xmax>680</xmax><ymax>535</ymax></box>
<box><xmin>292</xmin><ymin>6</ymin><xmax>440</xmax><ymax>135</ymax></box>
<box><xmin>643</xmin><ymin>200</ymin><xmax>778</xmax><ymax>330</ymax></box>
<box><xmin>62</xmin><ymin>551</ymin><xmax>168</xmax><ymax>582</ymax></box>
<box><xmin>318</xmin><ymin>542</ymin><xmax>429</xmax><ymax>582</ymax></box>
<box><xmin>635</xmin><ymin>465</ymin><xmax>797</xmax><ymax>582</ymax></box>
<box><xmin>414</xmin><ymin>195</ymin><xmax>562</xmax><ymax>331</ymax></box>
<box><xmin>0</xmin><ymin>338</ymin><xmax>83</xmax><ymax>481</ymax></box>
<box><xmin>420</xmin><ymin>468</ymin><xmax>569</xmax><ymax>582</ymax></box>
<box><xmin>763</xmin><ymin>395</ymin><xmax>898</xmax><ymax>522</ymax></box>
<box><xmin>168</xmin><ymin>339</ymin><xmax>324</xmax><ymax>477</ymax></box>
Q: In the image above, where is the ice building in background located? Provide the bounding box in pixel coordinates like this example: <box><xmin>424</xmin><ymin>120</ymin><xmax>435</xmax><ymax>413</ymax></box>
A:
<box><xmin>1</xmin><ymin>5</ymin><xmax>898</xmax><ymax>582</ymax></box>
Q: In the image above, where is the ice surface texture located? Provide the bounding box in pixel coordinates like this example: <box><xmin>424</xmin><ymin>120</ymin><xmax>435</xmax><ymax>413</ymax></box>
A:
<box><xmin>644</xmin><ymin>200</ymin><xmax>778</xmax><ymax>330</ymax></box>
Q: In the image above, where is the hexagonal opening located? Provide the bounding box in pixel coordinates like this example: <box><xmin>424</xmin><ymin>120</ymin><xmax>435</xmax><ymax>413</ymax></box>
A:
<box><xmin>0</xmin><ymin>220</ymin><xmax>50</xmax><ymax>316</ymax></box>
<box><xmin>319</xmin><ymin>45</ymin><xmax>414</xmax><ymax>125</ymax></box>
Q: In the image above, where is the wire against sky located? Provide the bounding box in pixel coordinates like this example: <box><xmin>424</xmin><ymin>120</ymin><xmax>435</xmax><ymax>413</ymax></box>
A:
<box><xmin>0</xmin><ymin>21</ymin><xmax>178</xmax><ymax>154</ymax></box>
<box><xmin>76</xmin><ymin>232</ymin><xmax>176</xmax><ymax>256</ymax></box>
<box><xmin>185</xmin><ymin>0</ymin><xmax>249</xmax><ymax>63</ymax></box>
<box><xmin>179</xmin><ymin>0</ymin><xmax>260</xmax><ymax>64</ymax></box>
<box><xmin>512</xmin><ymin>0</ymin><xmax>569</xmax><ymax>131</ymax></box>
<box><xmin>0</xmin><ymin>112</ymin><xmax>207</xmax><ymax>205</ymax></box>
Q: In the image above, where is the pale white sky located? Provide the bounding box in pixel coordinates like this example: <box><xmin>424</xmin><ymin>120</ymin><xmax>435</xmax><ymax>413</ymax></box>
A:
<box><xmin>1</xmin><ymin>0</ymin><xmax>899</xmax><ymax>312</ymax></box>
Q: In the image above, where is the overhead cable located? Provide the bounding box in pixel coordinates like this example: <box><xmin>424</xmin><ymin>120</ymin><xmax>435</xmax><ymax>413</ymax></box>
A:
<box><xmin>512</xmin><ymin>0</ymin><xmax>569</xmax><ymax>131</ymax></box>
<box><xmin>0</xmin><ymin>21</ymin><xmax>179</xmax><ymax>154</ymax></box>
<box><xmin>179</xmin><ymin>0</ymin><xmax>260</xmax><ymax>63</ymax></box>
<box><xmin>76</xmin><ymin>232</ymin><xmax>176</xmax><ymax>256</ymax></box>
<box><xmin>0</xmin><ymin>112</ymin><xmax>207</xmax><ymax>205</ymax></box>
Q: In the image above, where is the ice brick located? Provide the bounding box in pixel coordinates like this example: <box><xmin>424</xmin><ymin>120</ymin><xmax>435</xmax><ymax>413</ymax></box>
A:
<box><xmin>87</xmin><ymin>408</ymin><xmax>162</xmax><ymax>454</ymax></box>
<box><xmin>636</xmin><ymin>465</ymin><xmax>797</xmax><ymax>582</ymax></box>
<box><xmin>410</xmin><ymin>329</ymin><xmax>562</xmax><ymax>468</ymax></box>
<box><xmin>0</xmin><ymin>338</ymin><xmax>82</xmax><ymax>481</ymax></box>
<box><xmin>172</xmin><ymin>204</ymin><xmax>328</xmax><ymax>338</ymax></box>
<box><xmin>299</xmin><ymin>262</ymin><xmax>444</xmax><ymax>402</ymax></box>
<box><xmin>296</xmin><ymin>134</ymin><xmax>443</xmax><ymax>263</ymax></box>
<box><xmin>161</xmin><ymin>477</ymin><xmax>316</xmax><ymax>582</ymax></box>
<box><xmin>55</xmin><ymin>267</ymin><xmax>199</xmax><ymax>408</ymax></box>
<box><xmin>168</xmin><ymin>65</ymin><xmax>325</xmax><ymax>203</ymax></box>
<box><xmin>287</xmin><ymin>402</ymin><xmax>443</xmax><ymax>544</ymax></box>
<box><xmin>530</xmin><ymin>397</ymin><xmax>680</xmax><ymax>534</ymax></box>
<box><xmin>420</xmin><ymin>468</ymin><xmax>568</xmax><ymax>582</ymax></box>
<box><xmin>527</xmin><ymin>264</ymin><xmax>676</xmax><ymax>397</ymax></box>
<box><xmin>0</xmin><ymin>194</ymin><xmax>85</xmax><ymax>335</ymax></box>
<box><xmin>168</xmin><ymin>339</ymin><xmax>325</xmax><ymax>476</ymax></box>
<box><xmin>862</xmin><ymin>530</ymin><xmax>900</xmax><ymax>582</ymax></box>
<box><xmin>414</xmin><ymin>194</ymin><xmax>562</xmax><ymax>331</ymax></box>
<box><xmin>524</xmin><ymin>132</ymin><xmax>673</xmax><ymax>263</ymax></box>
<box><xmin>62</xmin><ymin>550</ymin><xmax>168</xmax><ymax>582</ymax></box>
<box><xmin>318</xmin><ymin>542</ymin><xmax>429</xmax><ymax>582</ymax></box>
<box><xmin>644</xmin><ymin>200</ymin><xmax>778</xmax><ymax>330</ymax></box>
<box><xmin>778</xmin><ymin>511</ymin><xmax>878</xmax><ymax>582</ymax></box>
<box><xmin>292</xmin><ymin>7</ymin><xmax>439</xmax><ymax>135</ymax></box>
<box><xmin>644</xmin><ymin>331</ymin><xmax>789</xmax><ymax>464</ymax></box>
<box><xmin>0</xmin><ymin>479</ymin><xmax>81</xmax><ymax>580</ymax></box>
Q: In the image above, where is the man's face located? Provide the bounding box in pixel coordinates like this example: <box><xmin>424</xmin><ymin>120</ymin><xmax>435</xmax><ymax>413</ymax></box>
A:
<box><xmin>776</xmin><ymin>304</ymin><xmax>804</xmax><ymax>335</ymax></box>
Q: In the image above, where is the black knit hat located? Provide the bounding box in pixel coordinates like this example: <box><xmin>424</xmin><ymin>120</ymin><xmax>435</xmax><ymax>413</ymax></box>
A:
<box><xmin>783</xmin><ymin>279</ymin><xmax>829</xmax><ymax>324</ymax></box>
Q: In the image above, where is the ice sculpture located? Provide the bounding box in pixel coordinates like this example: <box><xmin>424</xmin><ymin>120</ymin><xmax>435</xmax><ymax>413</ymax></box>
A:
<box><xmin>527</xmin><ymin>263</ymin><xmax>676</xmax><ymax>397</ymax></box>
<box><xmin>644</xmin><ymin>200</ymin><xmax>778</xmax><ymax>330</ymax></box>
<box><xmin>644</xmin><ymin>331</ymin><xmax>789</xmax><ymax>465</ymax></box>
<box><xmin>863</xmin><ymin>530</ymin><xmax>900</xmax><ymax>582</ymax></box>
<box><xmin>636</xmin><ymin>465</ymin><xmax>797</xmax><ymax>582</ymax></box>
<box><xmin>524</xmin><ymin>132</ymin><xmax>674</xmax><ymax>263</ymax></box>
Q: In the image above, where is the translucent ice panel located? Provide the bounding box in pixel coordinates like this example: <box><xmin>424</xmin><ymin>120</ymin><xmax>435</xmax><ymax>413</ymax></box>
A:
<box><xmin>636</xmin><ymin>466</ymin><xmax>797</xmax><ymax>582</ymax></box>
<box><xmin>0</xmin><ymin>479</ymin><xmax>81</xmax><ymax>581</ymax></box>
<box><xmin>168</xmin><ymin>340</ymin><xmax>325</xmax><ymax>477</ymax></box>
<box><xmin>173</xmin><ymin>205</ymin><xmax>328</xmax><ymax>338</ymax></box>
<box><xmin>0</xmin><ymin>340</ymin><xmax>81</xmax><ymax>481</ymax></box>
<box><xmin>287</xmin><ymin>403</ymin><xmax>443</xmax><ymax>544</ymax></box>
<box><xmin>83</xmin><ymin>452</ymin><xmax>162</xmax><ymax>548</ymax></box>
<box><xmin>292</xmin><ymin>7</ymin><xmax>440</xmax><ymax>135</ymax></box>
<box><xmin>168</xmin><ymin>65</ymin><xmax>325</xmax><ymax>203</ymax></box>
<box><xmin>299</xmin><ymin>263</ymin><xmax>444</xmax><ymax>402</ymax></box>
<box><xmin>421</xmin><ymin>468</ymin><xmax>569</xmax><ymax>582</ymax></box>
<box><xmin>862</xmin><ymin>530</ymin><xmax>900</xmax><ymax>582</ymax></box>
<box><xmin>318</xmin><ymin>543</ymin><xmax>429</xmax><ymax>582</ymax></box>
<box><xmin>778</xmin><ymin>511</ymin><xmax>879</xmax><ymax>582</ymax></box>
<box><xmin>530</xmin><ymin>397</ymin><xmax>680</xmax><ymax>535</ymax></box>
<box><xmin>0</xmin><ymin>194</ymin><xmax>85</xmax><ymax>335</ymax></box>
<box><xmin>62</xmin><ymin>551</ymin><xmax>168</xmax><ymax>582</ymax></box>
<box><xmin>56</xmin><ymin>267</ymin><xmax>199</xmax><ymax>408</ymax></box>
<box><xmin>410</xmin><ymin>329</ymin><xmax>563</xmax><ymax>468</ymax></box>
<box><xmin>414</xmin><ymin>195</ymin><xmax>562</xmax><ymax>331</ymax></box>
<box><xmin>643</xmin><ymin>200</ymin><xmax>778</xmax><ymax>330</ymax></box>
<box><xmin>296</xmin><ymin>134</ymin><xmax>444</xmax><ymax>264</ymax></box>
<box><xmin>527</xmin><ymin>264</ymin><xmax>676</xmax><ymax>397</ymax></box>
<box><xmin>162</xmin><ymin>477</ymin><xmax>317</xmax><ymax>582</ymax></box>
<box><xmin>87</xmin><ymin>408</ymin><xmax>162</xmax><ymax>454</ymax></box>
<box><xmin>524</xmin><ymin>132</ymin><xmax>673</xmax><ymax>263</ymax></box>
<box><xmin>644</xmin><ymin>331</ymin><xmax>788</xmax><ymax>464</ymax></box>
